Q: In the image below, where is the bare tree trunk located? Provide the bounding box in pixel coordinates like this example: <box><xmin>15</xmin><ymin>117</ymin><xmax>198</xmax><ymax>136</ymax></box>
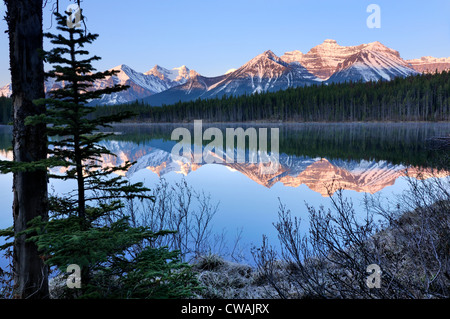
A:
<box><xmin>5</xmin><ymin>0</ymin><xmax>49</xmax><ymax>299</ymax></box>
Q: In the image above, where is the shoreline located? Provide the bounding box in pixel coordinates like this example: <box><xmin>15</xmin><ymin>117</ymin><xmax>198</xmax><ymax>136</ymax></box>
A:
<box><xmin>1</xmin><ymin>121</ymin><xmax>450</xmax><ymax>128</ymax></box>
<box><xmin>109</xmin><ymin>120</ymin><xmax>450</xmax><ymax>126</ymax></box>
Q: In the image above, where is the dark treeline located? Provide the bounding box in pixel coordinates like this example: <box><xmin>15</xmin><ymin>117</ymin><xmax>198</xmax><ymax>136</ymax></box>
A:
<box><xmin>92</xmin><ymin>71</ymin><xmax>450</xmax><ymax>123</ymax></box>
<box><xmin>101</xmin><ymin>123</ymin><xmax>448</xmax><ymax>168</ymax></box>
<box><xmin>1</xmin><ymin>122</ymin><xmax>446</xmax><ymax>168</ymax></box>
<box><xmin>0</xmin><ymin>96</ymin><xmax>12</xmax><ymax>125</ymax></box>
<box><xmin>2</xmin><ymin>72</ymin><xmax>449</xmax><ymax>124</ymax></box>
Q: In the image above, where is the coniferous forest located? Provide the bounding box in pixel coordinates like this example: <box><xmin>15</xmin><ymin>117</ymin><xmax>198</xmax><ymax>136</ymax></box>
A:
<box><xmin>1</xmin><ymin>70</ymin><xmax>449</xmax><ymax>125</ymax></box>
<box><xmin>88</xmin><ymin>71</ymin><xmax>450</xmax><ymax>123</ymax></box>
<box><xmin>0</xmin><ymin>96</ymin><xmax>12</xmax><ymax>125</ymax></box>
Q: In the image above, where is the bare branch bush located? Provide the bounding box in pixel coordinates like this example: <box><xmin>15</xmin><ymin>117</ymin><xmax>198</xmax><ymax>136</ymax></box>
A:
<box><xmin>367</xmin><ymin>170</ymin><xmax>450</xmax><ymax>298</ymax></box>
<box><xmin>253</xmin><ymin>172</ymin><xmax>450</xmax><ymax>299</ymax></box>
<box><xmin>0</xmin><ymin>248</ymin><xmax>13</xmax><ymax>299</ymax></box>
<box><xmin>114</xmin><ymin>177</ymin><xmax>247</xmax><ymax>263</ymax></box>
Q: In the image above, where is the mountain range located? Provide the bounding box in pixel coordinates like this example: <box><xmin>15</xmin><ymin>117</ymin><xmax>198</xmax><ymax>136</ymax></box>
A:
<box><xmin>1</xmin><ymin>142</ymin><xmax>444</xmax><ymax>197</ymax></box>
<box><xmin>1</xmin><ymin>39</ymin><xmax>449</xmax><ymax>106</ymax></box>
<box><xmin>1</xmin><ymin>126</ymin><xmax>448</xmax><ymax>196</ymax></box>
<box><xmin>67</xmin><ymin>141</ymin><xmax>450</xmax><ymax>197</ymax></box>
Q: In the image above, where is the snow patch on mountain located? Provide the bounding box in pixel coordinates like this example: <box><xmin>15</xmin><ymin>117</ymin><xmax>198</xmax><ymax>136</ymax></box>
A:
<box><xmin>282</xmin><ymin>39</ymin><xmax>417</xmax><ymax>81</ymax></box>
<box><xmin>0</xmin><ymin>83</ymin><xmax>11</xmax><ymax>98</ymax></box>
<box><xmin>327</xmin><ymin>49</ymin><xmax>418</xmax><ymax>83</ymax></box>
<box><xmin>145</xmin><ymin>65</ymin><xmax>196</xmax><ymax>84</ymax></box>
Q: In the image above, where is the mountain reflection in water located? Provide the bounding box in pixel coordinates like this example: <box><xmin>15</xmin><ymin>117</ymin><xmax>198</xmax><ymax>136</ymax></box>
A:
<box><xmin>0</xmin><ymin>122</ymin><xmax>449</xmax><ymax>264</ymax></box>
<box><xmin>0</xmin><ymin>123</ymin><xmax>449</xmax><ymax>197</ymax></box>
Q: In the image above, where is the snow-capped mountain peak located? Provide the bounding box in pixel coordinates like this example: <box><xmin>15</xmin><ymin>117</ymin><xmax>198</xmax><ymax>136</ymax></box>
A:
<box><xmin>362</xmin><ymin>41</ymin><xmax>401</xmax><ymax>58</ymax></box>
<box><xmin>143</xmin><ymin>49</ymin><xmax>318</xmax><ymax>105</ymax></box>
<box><xmin>172</xmin><ymin>65</ymin><xmax>190</xmax><ymax>80</ymax></box>
<box><xmin>281</xmin><ymin>39</ymin><xmax>360</xmax><ymax>80</ymax></box>
<box><xmin>225</xmin><ymin>68</ymin><xmax>237</xmax><ymax>74</ymax></box>
<box><xmin>282</xmin><ymin>39</ymin><xmax>417</xmax><ymax>81</ymax></box>
<box><xmin>328</xmin><ymin>46</ymin><xmax>418</xmax><ymax>83</ymax></box>
<box><xmin>0</xmin><ymin>83</ymin><xmax>11</xmax><ymax>97</ymax></box>
<box><xmin>248</xmin><ymin>50</ymin><xmax>287</xmax><ymax>66</ymax></box>
<box><xmin>108</xmin><ymin>64</ymin><xmax>136</xmax><ymax>84</ymax></box>
<box><xmin>281</xmin><ymin>50</ymin><xmax>304</xmax><ymax>63</ymax></box>
<box><xmin>1</xmin><ymin>39</ymin><xmax>447</xmax><ymax>104</ymax></box>
<box><xmin>90</xmin><ymin>64</ymin><xmax>202</xmax><ymax>105</ymax></box>
<box><xmin>145</xmin><ymin>64</ymin><xmax>194</xmax><ymax>84</ymax></box>
<box><xmin>313</xmin><ymin>39</ymin><xmax>342</xmax><ymax>52</ymax></box>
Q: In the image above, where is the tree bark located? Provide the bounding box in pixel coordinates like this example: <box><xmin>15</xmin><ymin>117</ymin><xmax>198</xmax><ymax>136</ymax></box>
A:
<box><xmin>5</xmin><ymin>0</ymin><xmax>49</xmax><ymax>299</ymax></box>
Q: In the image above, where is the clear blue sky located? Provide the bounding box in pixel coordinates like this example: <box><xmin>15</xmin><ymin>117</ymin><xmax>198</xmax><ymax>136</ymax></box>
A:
<box><xmin>0</xmin><ymin>0</ymin><xmax>449</xmax><ymax>87</ymax></box>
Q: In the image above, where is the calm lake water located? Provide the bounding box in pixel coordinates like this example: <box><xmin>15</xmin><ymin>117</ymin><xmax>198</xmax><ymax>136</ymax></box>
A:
<box><xmin>0</xmin><ymin>122</ymin><xmax>449</xmax><ymax>264</ymax></box>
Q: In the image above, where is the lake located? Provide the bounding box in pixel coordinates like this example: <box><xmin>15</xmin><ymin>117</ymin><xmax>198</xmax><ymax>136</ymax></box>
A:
<box><xmin>0</xmin><ymin>122</ymin><xmax>449</xmax><ymax>265</ymax></box>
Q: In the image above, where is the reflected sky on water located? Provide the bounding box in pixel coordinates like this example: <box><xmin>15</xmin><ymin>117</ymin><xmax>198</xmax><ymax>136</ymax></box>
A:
<box><xmin>0</xmin><ymin>122</ymin><xmax>449</xmax><ymax>264</ymax></box>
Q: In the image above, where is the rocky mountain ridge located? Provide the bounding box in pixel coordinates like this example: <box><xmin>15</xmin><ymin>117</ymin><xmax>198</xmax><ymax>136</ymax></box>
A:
<box><xmin>1</xmin><ymin>39</ymin><xmax>448</xmax><ymax>106</ymax></box>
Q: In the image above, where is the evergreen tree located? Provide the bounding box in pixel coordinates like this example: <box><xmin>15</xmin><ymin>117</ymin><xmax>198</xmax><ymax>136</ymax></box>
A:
<box><xmin>2</xmin><ymin>11</ymin><xmax>198</xmax><ymax>299</ymax></box>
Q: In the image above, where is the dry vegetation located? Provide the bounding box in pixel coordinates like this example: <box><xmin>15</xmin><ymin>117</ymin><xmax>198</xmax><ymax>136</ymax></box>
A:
<box><xmin>193</xmin><ymin>171</ymin><xmax>450</xmax><ymax>299</ymax></box>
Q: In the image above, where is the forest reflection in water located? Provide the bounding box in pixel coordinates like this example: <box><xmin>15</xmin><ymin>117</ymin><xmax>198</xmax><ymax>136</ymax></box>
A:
<box><xmin>0</xmin><ymin>122</ymin><xmax>449</xmax><ymax>262</ymax></box>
